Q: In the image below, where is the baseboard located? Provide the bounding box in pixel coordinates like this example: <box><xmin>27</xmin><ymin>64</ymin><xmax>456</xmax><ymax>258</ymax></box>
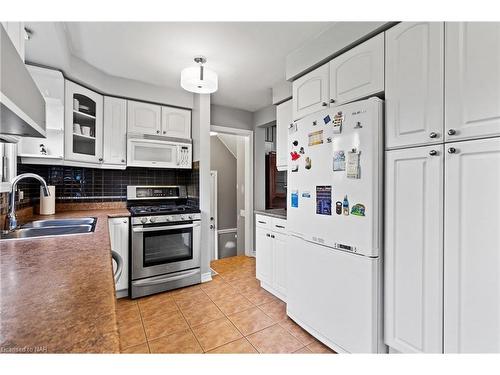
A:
<box><xmin>201</xmin><ymin>272</ymin><xmax>213</xmax><ymax>283</ymax></box>
<box><xmin>116</xmin><ymin>289</ymin><xmax>128</xmax><ymax>299</ymax></box>
<box><xmin>260</xmin><ymin>281</ymin><xmax>286</xmax><ymax>303</ymax></box>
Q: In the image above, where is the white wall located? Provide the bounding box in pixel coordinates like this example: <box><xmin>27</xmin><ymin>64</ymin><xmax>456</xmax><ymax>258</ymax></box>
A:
<box><xmin>272</xmin><ymin>80</ymin><xmax>292</xmax><ymax>105</ymax></box>
<box><xmin>253</xmin><ymin>104</ymin><xmax>276</xmax><ymax>128</ymax></box>
<box><xmin>211</xmin><ymin>104</ymin><xmax>253</xmax><ymax>130</ymax></box>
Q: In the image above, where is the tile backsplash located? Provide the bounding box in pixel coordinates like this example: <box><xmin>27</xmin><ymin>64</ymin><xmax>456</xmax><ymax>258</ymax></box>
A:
<box><xmin>5</xmin><ymin>162</ymin><xmax>199</xmax><ymax>210</ymax></box>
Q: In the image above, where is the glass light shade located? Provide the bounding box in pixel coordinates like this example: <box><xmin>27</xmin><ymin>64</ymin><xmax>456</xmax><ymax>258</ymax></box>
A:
<box><xmin>180</xmin><ymin>65</ymin><xmax>218</xmax><ymax>94</ymax></box>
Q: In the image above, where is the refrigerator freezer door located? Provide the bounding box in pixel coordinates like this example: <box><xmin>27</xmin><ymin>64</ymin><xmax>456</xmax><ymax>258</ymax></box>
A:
<box><xmin>286</xmin><ymin>235</ymin><xmax>382</xmax><ymax>353</ymax></box>
<box><xmin>287</xmin><ymin>97</ymin><xmax>383</xmax><ymax>257</ymax></box>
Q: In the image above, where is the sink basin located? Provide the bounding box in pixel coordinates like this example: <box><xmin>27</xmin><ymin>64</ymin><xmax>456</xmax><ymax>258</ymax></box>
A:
<box><xmin>22</xmin><ymin>218</ymin><xmax>96</xmax><ymax>228</ymax></box>
<box><xmin>1</xmin><ymin>217</ymin><xmax>97</xmax><ymax>240</ymax></box>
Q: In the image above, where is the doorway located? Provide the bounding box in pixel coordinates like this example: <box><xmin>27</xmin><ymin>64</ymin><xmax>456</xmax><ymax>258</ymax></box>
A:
<box><xmin>209</xmin><ymin>125</ymin><xmax>254</xmax><ymax>261</ymax></box>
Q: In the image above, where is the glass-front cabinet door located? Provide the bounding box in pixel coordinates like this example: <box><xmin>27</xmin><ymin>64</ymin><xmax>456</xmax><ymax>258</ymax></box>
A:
<box><xmin>64</xmin><ymin>80</ymin><xmax>104</xmax><ymax>163</ymax></box>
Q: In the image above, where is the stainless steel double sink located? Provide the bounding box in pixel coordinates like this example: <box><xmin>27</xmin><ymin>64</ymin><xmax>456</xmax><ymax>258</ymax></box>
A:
<box><xmin>0</xmin><ymin>218</ymin><xmax>97</xmax><ymax>240</ymax></box>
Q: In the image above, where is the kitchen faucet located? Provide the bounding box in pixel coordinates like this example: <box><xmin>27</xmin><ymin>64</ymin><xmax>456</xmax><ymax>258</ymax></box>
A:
<box><xmin>5</xmin><ymin>173</ymin><xmax>50</xmax><ymax>232</ymax></box>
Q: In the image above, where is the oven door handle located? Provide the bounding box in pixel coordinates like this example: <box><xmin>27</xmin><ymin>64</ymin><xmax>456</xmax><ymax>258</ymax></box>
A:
<box><xmin>132</xmin><ymin>223</ymin><xmax>196</xmax><ymax>232</ymax></box>
<box><xmin>133</xmin><ymin>269</ymin><xmax>200</xmax><ymax>287</ymax></box>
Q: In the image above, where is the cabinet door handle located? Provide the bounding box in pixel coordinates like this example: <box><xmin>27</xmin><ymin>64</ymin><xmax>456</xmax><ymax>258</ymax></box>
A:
<box><xmin>123</xmin><ymin>220</ymin><xmax>128</xmax><ymax>224</ymax></box>
<box><xmin>329</xmin><ymin>99</ymin><xmax>335</xmax><ymax>104</ymax></box>
<box><xmin>271</xmin><ymin>235</ymin><xmax>275</xmax><ymax>239</ymax></box>
<box><xmin>258</xmin><ymin>221</ymin><xmax>267</xmax><ymax>224</ymax></box>
<box><xmin>266</xmin><ymin>233</ymin><xmax>271</xmax><ymax>237</ymax></box>
<box><xmin>163</xmin><ymin>131</ymin><xmax>166</xmax><ymax>134</ymax></box>
<box><xmin>429</xmin><ymin>150</ymin><xmax>438</xmax><ymax>156</ymax></box>
<box><xmin>156</xmin><ymin>130</ymin><xmax>160</xmax><ymax>134</ymax></box>
<box><xmin>121</xmin><ymin>159</ymin><xmax>125</xmax><ymax>163</ymax></box>
<box><xmin>275</xmin><ymin>225</ymin><xmax>285</xmax><ymax>229</ymax></box>
<box><xmin>429</xmin><ymin>132</ymin><xmax>438</xmax><ymax>138</ymax></box>
<box><xmin>322</xmin><ymin>102</ymin><xmax>328</xmax><ymax>107</ymax></box>
<box><xmin>448</xmin><ymin>129</ymin><xmax>456</xmax><ymax>136</ymax></box>
<box><xmin>98</xmin><ymin>158</ymin><xmax>103</xmax><ymax>162</ymax></box>
<box><xmin>448</xmin><ymin>147</ymin><xmax>457</xmax><ymax>154</ymax></box>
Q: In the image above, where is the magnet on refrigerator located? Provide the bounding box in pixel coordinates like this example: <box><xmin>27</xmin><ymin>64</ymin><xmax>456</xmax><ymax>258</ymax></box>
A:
<box><xmin>342</xmin><ymin>195</ymin><xmax>350</xmax><ymax>216</ymax></box>
<box><xmin>308</xmin><ymin>130</ymin><xmax>324</xmax><ymax>146</ymax></box>
<box><xmin>316</xmin><ymin>186</ymin><xmax>332</xmax><ymax>215</ymax></box>
<box><xmin>333</xmin><ymin>150</ymin><xmax>346</xmax><ymax>171</ymax></box>
<box><xmin>291</xmin><ymin>190</ymin><xmax>299</xmax><ymax>208</ymax></box>
<box><xmin>346</xmin><ymin>149</ymin><xmax>360</xmax><ymax>179</ymax></box>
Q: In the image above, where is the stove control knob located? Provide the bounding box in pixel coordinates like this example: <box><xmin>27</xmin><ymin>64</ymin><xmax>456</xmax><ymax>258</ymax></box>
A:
<box><xmin>140</xmin><ymin>217</ymin><xmax>147</xmax><ymax>224</ymax></box>
<box><xmin>149</xmin><ymin>217</ymin><xmax>156</xmax><ymax>223</ymax></box>
<box><xmin>166</xmin><ymin>216</ymin><xmax>172</xmax><ymax>222</ymax></box>
<box><xmin>188</xmin><ymin>215</ymin><xmax>193</xmax><ymax>220</ymax></box>
<box><xmin>180</xmin><ymin>215</ymin><xmax>186</xmax><ymax>221</ymax></box>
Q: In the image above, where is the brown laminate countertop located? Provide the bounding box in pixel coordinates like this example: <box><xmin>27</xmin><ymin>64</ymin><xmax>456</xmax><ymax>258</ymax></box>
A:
<box><xmin>0</xmin><ymin>208</ymin><xmax>130</xmax><ymax>353</ymax></box>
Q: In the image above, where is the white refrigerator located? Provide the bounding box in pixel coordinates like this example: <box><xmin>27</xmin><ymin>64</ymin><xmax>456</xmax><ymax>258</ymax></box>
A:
<box><xmin>286</xmin><ymin>97</ymin><xmax>385</xmax><ymax>353</ymax></box>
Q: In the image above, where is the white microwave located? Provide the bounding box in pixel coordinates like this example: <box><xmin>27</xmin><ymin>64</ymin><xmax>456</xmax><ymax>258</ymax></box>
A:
<box><xmin>127</xmin><ymin>135</ymin><xmax>192</xmax><ymax>169</ymax></box>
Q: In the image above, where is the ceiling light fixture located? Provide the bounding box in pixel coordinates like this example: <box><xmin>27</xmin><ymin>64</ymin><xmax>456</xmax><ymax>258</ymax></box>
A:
<box><xmin>180</xmin><ymin>56</ymin><xmax>218</xmax><ymax>94</ymax></box>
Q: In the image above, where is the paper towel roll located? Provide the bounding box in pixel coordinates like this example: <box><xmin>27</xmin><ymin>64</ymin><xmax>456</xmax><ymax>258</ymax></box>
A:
<box><xmin>40</xmin><ymin>185</ymin><xmax>55</xmax><ymax>215</ymax></box>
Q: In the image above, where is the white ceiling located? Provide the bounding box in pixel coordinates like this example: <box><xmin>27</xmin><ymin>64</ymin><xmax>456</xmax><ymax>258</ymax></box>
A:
<box><xmin>58</xmin><ymin>22</ymin><xmax>332</xmax><ymax>111</ymax></box>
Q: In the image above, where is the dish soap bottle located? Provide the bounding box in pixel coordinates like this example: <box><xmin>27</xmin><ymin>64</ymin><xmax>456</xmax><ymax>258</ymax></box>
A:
<box><xmin>342</xmin><ymin>195</ymin><xmax>349</xmax><ymax>216</ymax></box>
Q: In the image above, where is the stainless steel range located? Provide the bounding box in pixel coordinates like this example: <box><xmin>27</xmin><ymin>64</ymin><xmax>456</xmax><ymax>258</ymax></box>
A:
<box><xmin>127</xmin><ymin>185</ymin><xmax>201</xmax><ymax>299</ymax></box>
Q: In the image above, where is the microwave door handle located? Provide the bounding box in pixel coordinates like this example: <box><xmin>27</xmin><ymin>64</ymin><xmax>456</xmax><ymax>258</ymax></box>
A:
<box><xmin>176</xmin><ymin>145</ymin><xmax>180</xmax><ymax>165</ymax></box>
<box><xmin>132</xmin><ymin>223</ymin><xmax>195</xmax><ymax>232</ymax></box>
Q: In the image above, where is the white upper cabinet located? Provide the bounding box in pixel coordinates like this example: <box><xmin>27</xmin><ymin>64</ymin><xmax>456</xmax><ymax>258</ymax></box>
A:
<box><xmin>64</xmin><ymin>80</ymin><xmax>104</xmax><ymax>164</ymax></box>
<box><xmin>19</xmin><ymin>66</ymin><xmax>65</xmax><ymax>160</ymax></box>
<box><xmin>385</xmin><ymin>22</ymin><xmax>444</xmax><ymax>149</ymax></box>
<box><xmin>161</xmin><ymin>106</ymin><xmax>191</xmax><ymax>139</ymax></box>
<box><xmin>445</xmin><ymin>22</ymin><xmax>500</xmax><ymax>141</ymax></box>
<box><xmin>329</xmin><ymin>33</ymin><xmax>384</xmax><ymax>106</ymax></box>
<box><xmin>444</xmin><ymin>137</ymin><xmax>500</xmax><ymax>353</ymax></box>
<box><xmin>103</xmin><ymin>97</ymin><xmax>127</xmax><ymax>166</ymax></box>
<box><xmin>385</xmin><ymin>145</ymin><xmax>444</xmax><ymax>353</ymax></box>
<box><xmin>276</xmin><ymin>99</ymin><xmax>292</xmax><ymax>171</ymax></box>
<box><xmin>292</xmin><ymin>63</ymin><xmax>329</xmax><ymax>120</ymax></box>
<box><xmin>127</xmin><ymin>100</ymin><xmax>161</xmax><ymax>135</ymax></box>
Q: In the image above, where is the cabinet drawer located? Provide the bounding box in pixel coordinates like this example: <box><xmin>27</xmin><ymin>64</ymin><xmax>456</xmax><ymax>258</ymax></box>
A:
<box><xmin>272</xmin><ymin>218</ymin><xmax>287</xmax><ymax>234</ymax></box>
<box><xmin>255</xmin><ymin>214</ymin><xmax>272</xmax><ymax>230</ymax></box>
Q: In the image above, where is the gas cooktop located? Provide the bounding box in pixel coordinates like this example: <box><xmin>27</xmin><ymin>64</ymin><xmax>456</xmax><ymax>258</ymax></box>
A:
<box><xmin>128</xmin><ymin>204</ymin><xmax>200</xmax><ymax>216</ymax></box>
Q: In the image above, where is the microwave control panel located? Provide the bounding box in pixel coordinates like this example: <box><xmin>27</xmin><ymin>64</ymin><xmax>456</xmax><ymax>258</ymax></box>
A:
<box><xmin>178</xmin><ymin>145</ymin><xmax>192</xmax><ymax>168</ymax></box>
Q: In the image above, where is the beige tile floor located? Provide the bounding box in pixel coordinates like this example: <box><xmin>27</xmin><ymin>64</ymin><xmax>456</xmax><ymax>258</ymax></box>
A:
<box><xmin>117</xmin><ymin>255</ymin><xmax>336</xmax><ymax>354</ymax></box>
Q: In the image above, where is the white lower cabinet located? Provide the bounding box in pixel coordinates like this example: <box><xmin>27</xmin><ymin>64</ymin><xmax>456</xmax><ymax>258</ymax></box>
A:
<box><xmin>108</xmin><ymin>217</ymin><xmax>129</xmax><ymax>296</ymax></box>
<box><xmin>272</xmin><ymin>232</ymin><xmax>287</xmax><ymax>297</ymax></box>
<box><xmin>256</xmin><ymin>224</ymin><xmax>273</xmax><ymax>286</ymax></box>
<box><xmin>384</xmin><ymin>145</ymin><xmax>444</xmax><ymax>353</ymax></box>
<box><xmin>385</xmin><ymin>137</ymin><xmax>500</xmax><ymax>353</ymax></box>
<box><xmin>444</xmin><ymin>137</ymin><xmax>500</xmax><ymax>353</ymax></box>
<box><xmin>255</xmin><ymin>215</ymin><xmax>288</xmax><ymax>301</ymax></box>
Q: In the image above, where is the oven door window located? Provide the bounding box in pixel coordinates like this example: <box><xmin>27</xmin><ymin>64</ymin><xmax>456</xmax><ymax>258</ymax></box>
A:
<box><xmin>143</xmin><ymin>227</ymin><xmax>193</xmax><ymax>267</ymax></box>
